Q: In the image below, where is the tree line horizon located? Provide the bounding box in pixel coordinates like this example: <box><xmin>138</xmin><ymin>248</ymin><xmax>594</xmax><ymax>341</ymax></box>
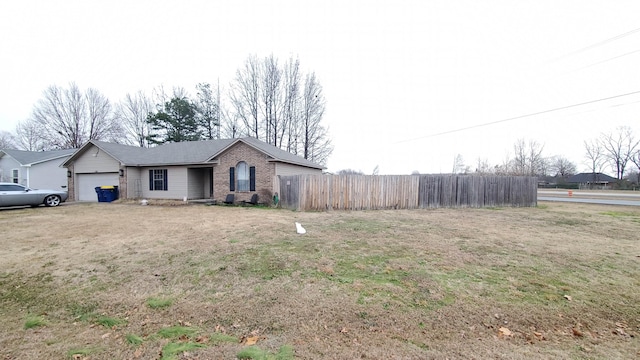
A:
<box><xmin>338</xmin><ymin>128</ymin><xmax>640</xmax><ymax>185</ymax></box>
<box><xmin>0</xmin><ymin>54</ymin><xmax>333</xmax><ymax>166</ymax></box>
<box><xmin>0</xmin><ymin>54</ymin><xmax>637</xmax><ymax>181</ymax></box>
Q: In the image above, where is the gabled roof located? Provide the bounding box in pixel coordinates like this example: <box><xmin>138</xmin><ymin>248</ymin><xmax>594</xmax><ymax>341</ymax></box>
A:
<box><xmin>214</xmin><ymin>137</ymin><xmax>323</xmax><ymax>169</ymax></box>
<box><xmin>63</xmin><ymin>137</ymin><xmax>324</xmax><ymax>169</ymax></box>
<box><xmin>567</xmin><ymin>172</ymin><xmax>617</xmax><ymax>183</ymax></box>
<box><xmin>0</xmin><ymin>148</ymin><xmax>76</xmax><ymax>166</ymax></box>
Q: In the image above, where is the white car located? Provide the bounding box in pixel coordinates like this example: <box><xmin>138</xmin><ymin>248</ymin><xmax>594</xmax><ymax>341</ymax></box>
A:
<box><xmin>0</xmin><ymin>182</ymin><xmax>68</xmax><ymax>207</ymax></box>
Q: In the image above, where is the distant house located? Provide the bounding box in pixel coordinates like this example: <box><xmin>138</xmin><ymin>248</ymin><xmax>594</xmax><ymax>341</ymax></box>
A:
<box><xmin>62</xmin><ymin>137</ymin><xmax>324</xmax><ymax>203</ymax></box>
<box><xmin>0</xmin><ymin>149</ymin><xmax>75</xmax><ymax>190</ymax></box>
<box><xmin>567</xmin><ymin>172</ymin><xmax>617</xmax><ymax>189</ymax></box>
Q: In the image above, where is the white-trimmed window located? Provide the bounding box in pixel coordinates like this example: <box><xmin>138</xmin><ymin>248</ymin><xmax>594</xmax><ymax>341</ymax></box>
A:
<box><xmin>236</xmin><ymin>162</ymin><xmax>249</xmax><ymax>191</ymax></box>
<box><xmin>11</xmin><ymin>169</ymin><xmax>19</xmax><ymax>184</ymax></box>
<box><xmin>149</xmin><ymin>169</ymin><xmax>168</xmax><ymax>191</ymax></box>
<box><xmin>229</xmin><ymin>163</ymin><xmax>256</xmax><ymax>192</ymax></box>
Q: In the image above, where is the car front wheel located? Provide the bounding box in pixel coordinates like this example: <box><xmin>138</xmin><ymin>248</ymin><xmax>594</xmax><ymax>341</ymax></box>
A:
<box><xmin>44</xmin><ymin>195</ymin><xmax>61</xmax><ymax>207</ymax></box>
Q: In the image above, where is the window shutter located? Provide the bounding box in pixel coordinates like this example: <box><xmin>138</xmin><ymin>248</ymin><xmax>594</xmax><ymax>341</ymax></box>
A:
<box><xmin>229</xmin><ymin>167</ymin><xmax>235</xmax><ymax>191</ymax></box>
<box><xmin>163</xmin><ymin>169</ymin><xmax>168</xmax><ymax>190</ymax></box>
<box><xmin>149</xmin><ymin>170</ymin><xmax>153</xmax><ymax>190</ymax></box>
<box><xmin>249</xmin><ymin>166</ymin><xmax>256</xmax><ymax>191</ymax></box>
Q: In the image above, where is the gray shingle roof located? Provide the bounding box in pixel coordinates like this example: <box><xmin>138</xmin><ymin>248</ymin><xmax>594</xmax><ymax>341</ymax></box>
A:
<box><xmin>0</xmin><ymin>148</ymin><xmax>75</xmax><ymax>165</ymax></box>
<box><xmin>227</xmin><ymin>137</ymin><xmax>323</xmax><ymax>169</ymax></box>
<box><xmin>68</xmin><ymin>138</ymin><xmax>324</xmax><ymax>169</ymax></box>
<box><xmin>567</xmin><ymin>172</ymin><xmax>617</xmax><ymax>183</ymax></box>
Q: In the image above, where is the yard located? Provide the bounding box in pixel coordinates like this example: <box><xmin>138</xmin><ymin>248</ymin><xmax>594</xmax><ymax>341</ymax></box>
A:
<box><xmin>0</xmin><ymin>201</ymin><xmax>638</xmax><ymax>359</ymax></box>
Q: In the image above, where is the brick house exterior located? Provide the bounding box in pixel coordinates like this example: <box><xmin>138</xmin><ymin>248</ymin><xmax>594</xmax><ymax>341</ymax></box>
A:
<box><xmin>62</xmin><ymin>137</ymin><xmax>323</xmax><ymax>203</ymax></box>
<box><xmin>214</xmin><ymin>141</ymin><xmax>276</xmax><ymax>203</ymax></box>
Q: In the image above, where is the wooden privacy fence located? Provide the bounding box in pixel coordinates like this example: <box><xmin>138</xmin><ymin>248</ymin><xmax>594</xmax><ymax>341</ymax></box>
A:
<box><xmin>418</xmin><ymin>175</ymin><xmax>538</xmax><ymax>208</ymax></box>
<box><xmin>276</xmin><ymin>174</ymin><xmax>537</xmax><ymax>211</ymax></box>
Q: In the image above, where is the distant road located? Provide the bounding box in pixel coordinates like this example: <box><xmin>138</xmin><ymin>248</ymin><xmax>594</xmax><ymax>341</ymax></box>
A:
<box><xmin>538</xmin><ymin>189</ymin><xmax>640</xmax><ymax>206</ymax></box>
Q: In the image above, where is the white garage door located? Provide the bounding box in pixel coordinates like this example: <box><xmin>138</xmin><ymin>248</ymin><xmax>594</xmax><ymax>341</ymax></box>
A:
<box><xmin>77</xmin><ymin>173</ymin><xmax>119</xmax><ymax>201</ymax></box>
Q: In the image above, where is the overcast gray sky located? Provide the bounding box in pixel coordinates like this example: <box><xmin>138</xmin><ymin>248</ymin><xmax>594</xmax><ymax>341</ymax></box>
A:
<box><xmin>1</xmin><ymin>0</ymin><xmax>639</xmax><ymax>175</ymax></box>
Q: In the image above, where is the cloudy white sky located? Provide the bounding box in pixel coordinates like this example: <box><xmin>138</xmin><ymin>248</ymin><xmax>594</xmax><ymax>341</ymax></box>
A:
<box><xmin>1</xmin><ymin>1</ymin><xmax>639</xmax><ymax>175</ymax></box>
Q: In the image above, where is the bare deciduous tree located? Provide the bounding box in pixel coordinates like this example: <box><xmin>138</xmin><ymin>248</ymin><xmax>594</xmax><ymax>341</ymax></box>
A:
<box><xmin>584</xmin><ymin>139</ymin><xmax>604</xmax><ymax>174</ymax></box>
<box><xmin>300</xmin><ymin>72</ymin><xmax>332</xmax><ymax>165</ymax></box>
<box><xmin>261</xmin><ymin>55</ymin><xmax>283</xmax><ymax>146</ymax></box>
<box><xmin>14</xmin><ymin>119</ymin><xmax>47</xmax><ymax>151</ymax></box>
<box><xmin>31</xmin><ymin>83</ymin><xmax>119</xmax><ymax>149</ymax></box>
<box><xmin>474</xmin><ymin>157</ymin><xmax>493</xmax><ymax>175</ymax></box>
<box><xmin>452</xmin><ymin>154</ymin><xmax>469</xmax><ymax>174</ymax></box>
<box><xmin>115</xmin><ymin>91</ymin><xmax>154</xmax><ymax>147</ymax></box>
<box><xmin>229</xmin><ymin>54</ymin><xmax>332</xmax><ymax>164</ymax></box>
<box><xmin>629</xmin><ymin>149</ymin><xmax>640</xmax><ymax>184</ymax></box>
<box><xmin>600</xmin><ymin>126</ymin><xmax>639</xmax><ymax>180</ymax></box>
<box><xmin>512</xmin><ymin>139</ymin><xmax>545</xmax><ymax>176</ymax></box>
<box><xmin>0</xmin><ymin>130</ymin><xmax>16</xmax><ymax>149</ymax></box>
<box><xmin>549</xmin><ymin>155</ymin><xmax>577</xmax><ymax>177</ymax></box>
<box><xmin>86</xmin><ymin>88</ymin><xmax>118</xmax><ymax>141</ymax></box>
<box><xmin>282</xmin><ymin>57</ymin><xmax>301</xmax><ymax>153</ymax></box>
<box><xmin>219</xmin><ymin>101</ymin><xmax>241</xmax><ymax>139</ymax></box>
<box><xmin>230</xmin><ymin>55</ymin><xmax>260</xmax><ymax>139</ymax></box>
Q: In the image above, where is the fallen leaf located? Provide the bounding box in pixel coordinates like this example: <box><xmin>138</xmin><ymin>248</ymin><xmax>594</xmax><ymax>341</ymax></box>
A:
<box><xmin>244</xmin><ymin>336</ymin><xmax>259</xmax><ymax>345</ymax></box>
<box><xmin>614</xmin><ymin>328</ymin><xmax>628</xmax><ymax>336</ymax></box>
<box><xmin>134</xmin><ymin>349</ymin><xmax>142</xmax><ymax>358</ymax></box>
<box><xmin>534</xmin><ymin>331</ymin><xmax>544</xmax><ymax>340</ymax></box>
<box><xmin>101</xmin><ymin>332</ymin><xmax>111</xmax><ymax>339</ymax></box>
<box><xmin>572</xmin><ymin>327</ymin><xmax>583</xmax><ymax>337</ymax></box>
<box><xmin>340</xmin><ymin>327</ymin><xmax>348</xmax><ymax>333</ymax></box>
<box><xmin>563</xmin><ymin>295</ymin><xmax>572</xmax><ymax>301</ymax></box>
<box><xmin>498</xmin><ymin>327</ymin><xmax>513</xmax><ymax>338</ymax></box>
<box><xmin>195</xmin><ymin>335</ymin><xmax>209</xmax><ymax>343</ymax></box>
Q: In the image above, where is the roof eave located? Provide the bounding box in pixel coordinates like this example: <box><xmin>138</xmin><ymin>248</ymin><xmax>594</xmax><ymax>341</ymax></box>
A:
<box><xmin>125</xmin><ymin>160</ymin><xmax>221</xmax><ymax>167</ymax></box>
<box><xmin>63</xmin><ymin>140</ymin><xmax>124</xmax><ymax>167</ymax></box>
<box><xmin>266</xmin><ymin>159</ymin><xmax>325</xmax><ymax>170</ymax></box>
<box><xmin>204</xmin><ymin>138</ymin><xmax>243</xmax><ymax>162</ymax></box>
<box><xmin>29</xmin><ymin>154</ymin><xmax>73</xmax><ymax>166</ymax></box>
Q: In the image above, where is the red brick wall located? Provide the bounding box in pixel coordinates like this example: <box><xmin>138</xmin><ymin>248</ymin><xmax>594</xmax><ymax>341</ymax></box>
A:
<box><xmin>214</xmin><ymin>142</ymin><xmax>275</xmax><ymax>203</ymax></box>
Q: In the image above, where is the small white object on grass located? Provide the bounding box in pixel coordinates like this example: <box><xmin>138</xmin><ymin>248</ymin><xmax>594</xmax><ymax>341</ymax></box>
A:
<box><xmin>140</xmin><ymin>199</ymin><xmax>148</xmax><ymax>206</ymax></box>
<box><xmin>295</xmin><ymin>222</ymin><xmax>306</xmax><ymax>234</ymax></box>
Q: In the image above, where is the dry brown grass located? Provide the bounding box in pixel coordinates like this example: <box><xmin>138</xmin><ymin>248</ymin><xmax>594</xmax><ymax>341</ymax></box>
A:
<box><xmin>0</xmin><ymin>201</ymin><xmax>638</xmax><ymax>359</ymax></box>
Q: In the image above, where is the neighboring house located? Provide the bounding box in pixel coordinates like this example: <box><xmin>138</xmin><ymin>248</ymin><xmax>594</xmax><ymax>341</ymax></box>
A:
<box><xmin>537</xmin><ymin>175</ymin><xmax>571</xmax><ymax>188</ymax></box>
<box><xmin>0</xmin><ymin>149</ymin><xmax>75</xmax><ymax>190</ymax></box>
<box><xmin>62</xmin><ymin>137</ymin><xmax>324</xmax><ymax>202</ymax></box>
<box><xmin>567</xmin><ymin>172</ymin><xmax>617</xmax><ymax>189</ymax></box>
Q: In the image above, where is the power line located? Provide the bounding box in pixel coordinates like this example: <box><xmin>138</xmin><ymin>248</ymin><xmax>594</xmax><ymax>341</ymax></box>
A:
<box><xmin>565</xmin><ymin>27</ymin><xmax>640</xmax><ymax>57</ymax></box>
<box><xmin>394</xmin><ymin>90</ymin><xmax>640</xmax><ymax>144</ymax></box>
<box><xmin>578</xmin><ymin>49</ymin><xmax>640</xmax><ymax>70</ymax></box>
